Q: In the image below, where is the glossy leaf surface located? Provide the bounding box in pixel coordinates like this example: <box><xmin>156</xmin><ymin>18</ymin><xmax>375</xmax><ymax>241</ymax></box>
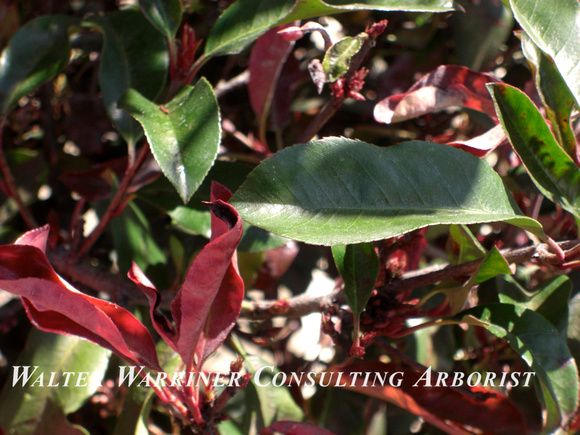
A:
<box><xmin>0</xmin><ymin>15</ymin><xmax>78</xmax><ymax>114</ymax></box>
<box><xmin>230</xmin><ymin>137</ymin><xmax>543</xmax><ymax>245</ymax></box>
<box><xmin>120</xmin><ymin>79</ymin><xmax>221</xmax><ymax>203</ymax></box>
<box><xmin>488</xmin><ymin>83</ymin><xmax>580</xmax><ymax>219</ymax></box>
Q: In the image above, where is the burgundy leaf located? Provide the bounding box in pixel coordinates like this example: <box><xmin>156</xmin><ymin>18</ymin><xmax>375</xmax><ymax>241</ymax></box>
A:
<box><xmin>249</xmin><ymin>23</ymin><xmax>297</xmax><ymax>123</ymax></box>
<box><xmin>447</xmin><ymin>124</ymin><xmax>508</xmax><ymax>157</ymax></box>
<box><xmin>171</xmin><ymin>183</ymin><xmax>244</xmax><ymax>370</ymax></box>
<box><xmin>329</xmin><ymin>361</ymin><xmax>527</xmax><ymax>435</ymax></box>
<box><xmin>260</xmin><ymin>421</ymin><xmax>336</xmax><ymax>435</ymax></box>
<box><xmin>271</xmin><ymin>53</ymin><xmax>302</xmax><ymax>129</ymax></box>
<box><xmin>15</xmin><ymin>224</ymin><xmax>49</xmax><ymax>251</ymax></box>
<box><xmin>374</xmin><ymin>65</ymin><xmax>500</xmax><ymax>124</ymax></box>
<box><xmin>128</xmin><ymin>262</ymin><xmax>177</xmax><ymax>351</ymax></box>
<box><xmin>0</xmin><ymin>244</ymin><xmax>161</xmax><ymax>370</ymax></box>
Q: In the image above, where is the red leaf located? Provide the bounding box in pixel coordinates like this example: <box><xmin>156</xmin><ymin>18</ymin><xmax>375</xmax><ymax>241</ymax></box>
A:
<box><xmin>128</xmin><ymin>262</ymin><xmax>177</xmax><ymax>352</ymax></box>
<box><xmin>0</xmin><ymin>244</ymin><xmax>161</xmax><ymax>370</ymax></box>
<box><xmin>15</xmin><ymin>224</ymin><xmax>50</xmax><ymax>251</ymax></box>
<box><xmin>328</xmin><ymin>361</ymin><xmax>527</xmax><ymax>435</ymax></box>
<box><xmin>249</xmin><ymin>23</ymin><xmax>297</xmax><ymax>122</ymax></box>
<box><xmin>260</xmin><ymin>421</ymin><xmax>336</xmax><ymax>435</ymax></box>
<box><xmin>374</xmin><ymin>65</ymin><xmax>500</xmax><ymax>124</ymax></box>
<box><xmin>171</xmin><ymin>183</ymin><xmax>244</xmax><ymax>370</ymax></box>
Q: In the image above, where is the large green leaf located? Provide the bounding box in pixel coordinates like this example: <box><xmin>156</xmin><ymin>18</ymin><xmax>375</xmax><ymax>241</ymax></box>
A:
<box><xmin>85</xmin><ymin>10</ymin><xmax>169</xmax><ymax>146</ymax></box>
<box><xmin>119</xmin><ymin>79</ymin><xmax>221</xmax><ymax>203</ymax></box>
<box><xmin>0</xmin><ymin>329</ymin><xmax>111</xmax><ymax>434</ymax></box>
<box><xmin>451</xmin><ymin>303</ymin><xmax>579</xmax><ymax>433</ymax></box>
<box><xmin>139</xmin><ymin>0</ymin><xmax>182</xmax><ymax>39</ymax></box>
<box><xmin>488</xmin><ymin>83</ymin><xmax>580</xmax><ymax>219</ymax></box>
<box><xmin>509</xmin><ymin>0</ymin><xmax>580</xmax><ymax>108</ymax></box>
<box><xmin>0</xmin><ymin>15</ymin><xmax>79</xmax><ymax>115</ymax></box>
<box><xmin>230</xmin><ymin>137</ymin><xmax>543</xmax><ymax>245</ymax></box>
<box><xmin>203</xmin><ymin>0</ymin><xmax>457</xmax><ymax>58</ymax></box>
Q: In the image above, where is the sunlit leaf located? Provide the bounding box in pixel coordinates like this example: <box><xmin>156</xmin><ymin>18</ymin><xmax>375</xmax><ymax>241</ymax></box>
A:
<box><xmin>322</xmin><ymin>35</ymin><xmax>365</xmax><ymax>82</ymax></box>
<box><xmin>120</xmin><ymin>79</ymin><xmax>221</xmax><ymax>203</ymax></box>
<box><xmin>509</xmin><ymin>0</ymin><xmax>580</xmax><ymax>107</ymax></box>
<box><xmin>230</xmin><ymin>137</ymin><xmax>544</xmax><ymax>245</ymax></box>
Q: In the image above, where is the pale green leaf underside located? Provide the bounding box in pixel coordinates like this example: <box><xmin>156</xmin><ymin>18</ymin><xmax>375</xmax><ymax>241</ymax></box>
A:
<box><xmin>509</xmin><ymin>0</ymin><xmax>580</xmax><ymax>107</ymax></box>
<box><xmin>230</xmin><ymin>138</ymin><xmax>543</xmax><ymax>245</ymax></box>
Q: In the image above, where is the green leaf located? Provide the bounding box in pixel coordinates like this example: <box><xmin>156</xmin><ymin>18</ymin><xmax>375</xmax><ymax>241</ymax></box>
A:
<box><xmin>84</xmin><ymin>10</ymin><xmax>169</xmax><ymax>145</ymax></box>
<box><xmin>112</xmin><ymin>201</ymin><xmax>167</xmax><ymax>273</ymax></box>
<box><xmin>451</xmin><ymin>303</ymin><xmax>579</xmax><ymax>433</ymax></box>
<box><xmin>322</xmin><ymin>35</ymin><xmax>366</xmax><ymax>82</ymax></box>
<box><xmin>204</xmin><ymin>0</ymin><xmax>457</xmax><ymax>58</ymax></box>
<box><xmin>139</xmin><ymin>0</ymin><xmax>182</xmax><ymax>39</ymax></box>
<box><xmin>508</xmin><ymin>0</ymin><xmax>580</xmax><ymax>108</ymax></box>
<box><xmin>332</xmin><ymin>243</ymin><xmax>379</xmax><ymax>318</ymax></box>
<box><xmin>0</xmin><ymin>15</ymin><xmax>79</xmax><ymax>115</ymax></box>
<box><xmin>0</xmin><ymin>329</ymin><xmax>111</xmax><ymax>434</ymax></box>
<box><xmin>488</xmin><ymin>83</ymin><xmax>580</xmax><ymax>219</ymax></box>
<box><xmin>119</xmin><ymin>79</ymin><xmax>221</xmax><ymax>203</ymax></box>
<box><xmin>230</xmin><ymin>137</ymin><xmax>543</xmax><ymax>245</ymax></box>
<box><xmin>498</xmin><ymin>275</ymin><xmax>571</xmax><ymax>337</ymax></box>
<box><xmin>238</xmin><ymin>225</ymin><xmax>290</xmax><ymax>253</ymax></box>
<box><xmin>519</xmin><ymin>32</ymin><xmax>578</xmax><ymax>160</ymax></box>
<box><xmin>168</xmin><ymin>205</ymin><xmax>212</xmax><ymax>238</ymax></box>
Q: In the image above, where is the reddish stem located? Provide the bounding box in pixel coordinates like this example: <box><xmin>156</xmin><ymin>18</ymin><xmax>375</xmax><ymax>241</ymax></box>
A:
<box><xmin>77</xmin><ymin>143</ymin><xmax>150</xmax><ymax>257</ymax></box>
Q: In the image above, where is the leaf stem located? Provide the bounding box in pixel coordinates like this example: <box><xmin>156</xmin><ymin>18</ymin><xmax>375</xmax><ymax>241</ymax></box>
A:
<box><xmin>77</xmin><ymin>143</ymin><xmax>150</xmax><ymax>257</ymax></box>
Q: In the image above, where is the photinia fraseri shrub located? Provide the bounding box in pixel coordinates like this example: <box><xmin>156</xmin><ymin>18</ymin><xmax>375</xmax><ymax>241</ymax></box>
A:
<box><xmin>0</xmin><ymin>0</ymin><xmax>580</xmax><ymax>434</ymax></box>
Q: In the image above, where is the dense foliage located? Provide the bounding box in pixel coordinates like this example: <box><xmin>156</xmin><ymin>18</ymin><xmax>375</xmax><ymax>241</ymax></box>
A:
<box><xmin>0</xmin><ymin>0</ymin><xmax>579</xmax><ymax>433</ymax></box>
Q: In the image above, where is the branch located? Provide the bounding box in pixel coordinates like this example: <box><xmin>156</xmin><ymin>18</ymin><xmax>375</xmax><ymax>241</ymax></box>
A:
<box><xmin>48</xmin><ymin>240</ymin><xmax>580</xmax><ymax>322</ymax></box>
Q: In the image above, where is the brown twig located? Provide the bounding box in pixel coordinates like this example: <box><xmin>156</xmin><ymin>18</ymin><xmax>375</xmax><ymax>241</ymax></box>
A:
<box><xmin>77</xmin><ymin>143</ymin><xmax>150</xmax><ymax>257</ymax></box>
<box><xmin>0</xmin><ymin>119</ymin><xmax>38</xmax><ymax>229</ymax></box>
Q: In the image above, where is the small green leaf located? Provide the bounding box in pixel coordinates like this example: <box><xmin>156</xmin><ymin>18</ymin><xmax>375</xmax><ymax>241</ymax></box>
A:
<box><xmin>168</xmin><ymin>205</ymin><xmax>212</xmax><ymax>238</ymax></box>
<box><xmin>322</xmin><ymin>35</ymin><xmax>365</xmax><ymax>83</ymax></box>
<box><xmin>0</xmin><ymin>15</ymin><xmax>79</xmax><ymax>114</ymax></box>
<box><xmin>519</xmin><ymin>32</ymin><xmax>578</xmax><ymax>160</ymax></box>
<box><xmin>230</xmin><ymin>137</ymin><xmax>544</xmax><ymax>245</ymax></box>
<box><xmin>139</xmin><ymin>0</ymin><xmax>182</xmax><ymax>39</ymax></box>
<box><xmin>488</xmin><ymin>83</ymin><xmax>580</xmax><ymax>219</ymax></box>
<box><xmin>0</xmin><ymin>330</ymin><xmax>111</xmax><ymax>433</ymax></box>
<box><xmin>204</xmin><ymin>0</ymin><xmax>457</xmax><ymax>59</ymax></box>
<box><xmin>84</xmin><ymin>10</ymin><xmax>169</xmax><ymax>145</ymax></box>
<box><xmin>120</xmin><ymin>79</ymin><xmax>221</xmax><ymax>203</ymax></box>
<box><xmin>509</xmin><ymin>0</ymin><xmax>580</xmax><ymax>107</ymax></box>
<box><xmin>447</xmin><ymin>224</ymin><xmax>486</xmax><ymax>265</ymax></box>
<box><xmin>451</xmin><ymin>303</ymin><xmax>579</xmax><ymax>433</ymax></box>
<box><xmin>332</xmin><ymin>243</ymin><xmax>379</xmax><ymax>318</ymax></box>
